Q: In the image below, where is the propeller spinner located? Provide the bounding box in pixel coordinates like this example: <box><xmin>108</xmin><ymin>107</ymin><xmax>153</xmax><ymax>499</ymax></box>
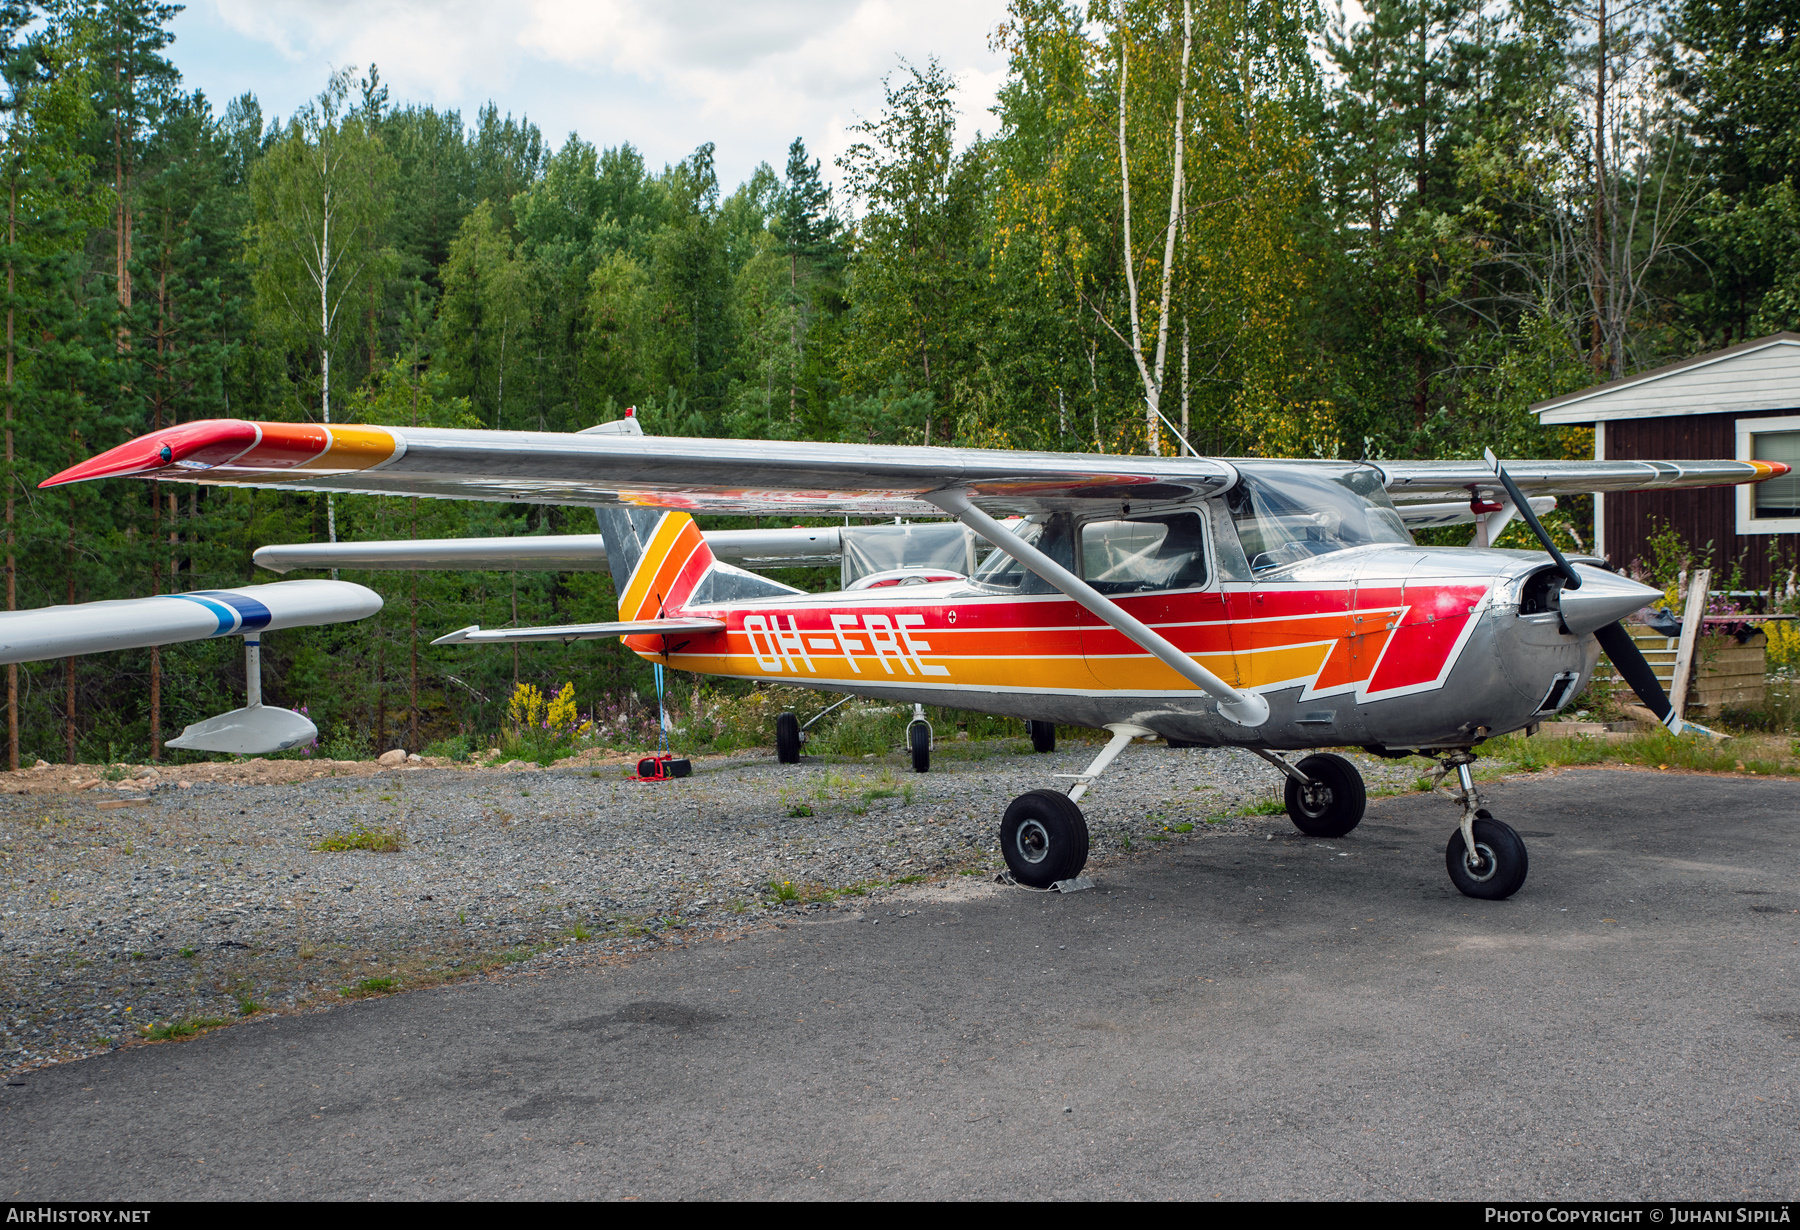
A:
<box><xmin>1486</xmin><ymin>450</ymin><xmax>1683</xmax><ymax>734</ymax></box>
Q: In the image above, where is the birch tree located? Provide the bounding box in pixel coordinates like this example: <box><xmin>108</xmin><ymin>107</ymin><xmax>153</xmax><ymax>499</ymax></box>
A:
<box><xmin>1115</xmin><ymin>0</ymin><xmax>1191</xmax><ymax>453</ymax></box>
<box><xmin>246</xmin><ymin>66</ymin><xmax>395</xmax><ymax>546</ymax></box>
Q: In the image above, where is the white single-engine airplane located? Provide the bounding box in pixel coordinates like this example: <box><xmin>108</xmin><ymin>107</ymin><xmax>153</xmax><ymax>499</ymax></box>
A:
<box><xmin>43</xmin><ymin>413</ymin><xmax>1786</xmax><ymax>899</ymax></box>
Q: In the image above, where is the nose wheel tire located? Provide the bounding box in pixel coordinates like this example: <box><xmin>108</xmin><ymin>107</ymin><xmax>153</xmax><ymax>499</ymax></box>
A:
<box><xmin>1445</xmin><ymin>812</ymin><xmax>1529</xmax><ymax>900</ymax></box>
<box><xmin>909</xmin><ymin>721</ymin><xmax>931</xmax><ymax>773</ymax></box>
<box><xmin>1283</xmin><ymin>752</ymin><xmax>1366</xmax><ymax>838</ymax></box>
<box><xmin>1000</xmin><ymin>789</ymin><xmax>1089</xmax><ymax>888</ymax></box>
<box><xmin>1028</xmin><ymin>720</ymin><xmax>1056</xmax><ymax>753</ymax></box>
<box><xmin>775</xmin><ymin>712</ymin><xmax>801</xmax><ymax>764</ymax></box>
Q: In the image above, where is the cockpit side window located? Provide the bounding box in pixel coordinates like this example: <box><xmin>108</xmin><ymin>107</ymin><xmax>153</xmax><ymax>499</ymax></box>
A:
<box><xmin>1079</xmin><ymin>513</ymin><xmax>1209</xmax><ymax>594</ymax></box>
<box><xmin>971</xmin><ymin>512</ymin><xmax>1078</xmax><ymax>594</ymax></box>
<box><xmin>1226</xmin><ymin>465</ymin><xmax>1412</xmax><ymax>574</ymax></box>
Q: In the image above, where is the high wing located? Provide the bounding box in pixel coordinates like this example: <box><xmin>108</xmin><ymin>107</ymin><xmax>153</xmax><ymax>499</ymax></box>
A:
<box><xmin>41</xmin><ymin>419</ymin><xmax>1239</xmax><ymax>515</ymax></box>
<box><xmin>41</xmin><ymin>418</ymin><xmax>1784</xmax><ymax>515</ymax></box>
<box><xmin>1373</xmin><ymin>457</ymin><xmax>1785</xmax><ymax>504</ymax></box>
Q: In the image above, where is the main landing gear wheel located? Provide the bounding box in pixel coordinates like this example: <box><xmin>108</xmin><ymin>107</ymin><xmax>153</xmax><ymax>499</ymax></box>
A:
<box><xmin>1445</xmin><ymin>811</ymin><xmax>1529</xmax><ymax>900</ymax></box>
<box><xmin>775</xmin><ymin>711</ymin><xmax>801</xmax><ymax>764</ymax></box>
<box><xmin>1283</xmin><ymin>752</ymin><xmax>1366</xmax><ymax>838</ymax></box>
<box><xmin>1028</xmin><ymin>720</ymin><xmax>1056</xmax><ymax>753</ymax></box>
<box><xmin>909</xmin><ymin>721</ymin><xmax>931</xmax><ymax>773</ymax></box>
<box><xmin>1000</xmin><ymin>789</ymin><xmax>1090</xmax><ymax>888</ymax></box>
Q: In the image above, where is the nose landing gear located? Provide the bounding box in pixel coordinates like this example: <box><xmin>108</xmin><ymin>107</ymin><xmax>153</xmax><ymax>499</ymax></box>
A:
<box><xmin>1428</xmin><ymin>751</ymin><xmax>1528</xmax><ymax>900</ymax></box>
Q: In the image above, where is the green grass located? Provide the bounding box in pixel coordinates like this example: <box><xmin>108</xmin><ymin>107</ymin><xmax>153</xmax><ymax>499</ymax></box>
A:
<box><xmin>1172</xmin><ymin>822</ymin><xmax>1194</xmax><ymax>833</ymax></box>
<box><xmin>140</xmin><ymin>1016</ymin><xmax>226</xmax><ymax>1041</ymax></box>
<box><xmin>1487</xmin><ymin>730</ymin><xmax>1800</xmax><ymax>776</ymax></box>
<box><xmin>567</xmin><ymin>922</ymin><xmax>592</xmax><ymax>942</ymax></box>
<box><xmin>1240</xmin><ymin>798</ymin><xmax>1288</xmax><ymax>817</ymax></box>
<box><xmin>787</xmin><ymin>803</ymin><xmax>813</xmax><ymax>817</ymax></box>
<box><xmin>340</xmin><ymin>976</ymin><xmax>398</xmax><ymax>998</ymax></box>
<box><xmin>177</xmin><ymin>945</ymin><xmax>197</xmax><ymax>959</ymax></box>
<box><xmin>313</xmin><ymin>825</ymin><xmax>405</xmax><ymax>853</ymax></box>
<box><xmin>770</xmin><ymin>880</ymin><xmax>800</xmax><ymax>902</ymax></box>
<box><xmin>237</xmin><ymin>998</ymin><xmax>260</xmax><ymax>1016</ymax></box>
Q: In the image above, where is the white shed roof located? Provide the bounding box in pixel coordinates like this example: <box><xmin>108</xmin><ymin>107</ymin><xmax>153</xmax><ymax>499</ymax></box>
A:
<box><xmin>1532</xmin><ymin>332</ymin><xmax>1800</xmax><ymax>424</ymax></box>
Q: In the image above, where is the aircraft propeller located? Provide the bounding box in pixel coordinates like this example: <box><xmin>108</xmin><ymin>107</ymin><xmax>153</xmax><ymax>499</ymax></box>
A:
<box><xmin>1483</xmin><ymin>449</ymin><xmax>1682</xmax><ymax>734</ymax></box>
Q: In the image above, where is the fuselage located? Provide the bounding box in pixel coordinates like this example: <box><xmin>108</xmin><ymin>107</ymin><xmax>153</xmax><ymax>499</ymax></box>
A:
<box><xmin>629</xmin><ymin>541</ymin><xmax>1608</xmax><ymax>754</ymax></box>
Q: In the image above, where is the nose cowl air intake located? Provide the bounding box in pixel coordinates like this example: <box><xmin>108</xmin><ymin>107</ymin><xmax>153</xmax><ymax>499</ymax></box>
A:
<box><xmin>1556</xmin><ymin>565</ymin><xmax>1663</xmax><ymax>637</ymax></box>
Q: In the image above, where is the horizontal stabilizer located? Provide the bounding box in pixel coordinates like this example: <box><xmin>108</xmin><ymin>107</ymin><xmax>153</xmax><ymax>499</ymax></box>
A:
<box><xmin>165</xmin><ymin>704</ymin><xmax>318</xmax><ymax>755</ymax></box>
<box><xmin>0</xmin><ymin>580</ymin><xmax>383</xmax><ymax>665</ymax></box>
<box><xmin>431</xmin><ymin>617</ymin><xmax>726</xmax><ymax>646</ymax></box>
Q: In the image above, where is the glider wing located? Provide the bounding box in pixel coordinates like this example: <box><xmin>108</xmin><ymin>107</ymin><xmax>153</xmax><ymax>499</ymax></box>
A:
<box><xmin>0</xmin><ymin>580</ymin><xmax>383</xmax><ymax>666</ymax></box>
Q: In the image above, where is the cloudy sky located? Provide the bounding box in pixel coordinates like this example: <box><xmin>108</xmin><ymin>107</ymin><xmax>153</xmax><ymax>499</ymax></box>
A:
<box><xmin>170</xmin><ymin>0</ymin><xmax>1013</xmax><ymax>191</ymax></box>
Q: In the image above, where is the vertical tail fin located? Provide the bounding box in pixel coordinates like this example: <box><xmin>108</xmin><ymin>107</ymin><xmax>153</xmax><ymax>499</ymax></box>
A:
<box><xmin>594</xmin><ymin>504</ymin><xmax>806</xmax><ymax>617</ymax></box>
<box><xmin>595</xmin><ymin>507</ymin><xmax>713</xmax><ymax>620</ymax></box>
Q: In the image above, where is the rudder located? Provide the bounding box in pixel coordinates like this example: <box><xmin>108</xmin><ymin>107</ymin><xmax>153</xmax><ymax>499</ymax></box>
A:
<box><xmin>595</xmin><ymin>506</ymin><xmax>712</xmax><ymax>621</ymax></box>
<box><xmin>594</xmin><ymin>505</ymin><xmax>804</xmax><ymax>618</ymax></box>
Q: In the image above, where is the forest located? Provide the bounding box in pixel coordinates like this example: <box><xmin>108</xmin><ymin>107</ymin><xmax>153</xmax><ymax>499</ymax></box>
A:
<box><xmin>0</xmin><ymin>0</ymin><xmax>1794</xmax><ymax>765</ymax></box>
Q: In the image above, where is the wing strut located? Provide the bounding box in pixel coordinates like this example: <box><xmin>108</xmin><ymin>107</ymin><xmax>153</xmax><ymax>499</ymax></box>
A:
<box><xmin>923</xmin><ymin>489</ymin><xmax>1269</xmax><ymax>728</ymax></box>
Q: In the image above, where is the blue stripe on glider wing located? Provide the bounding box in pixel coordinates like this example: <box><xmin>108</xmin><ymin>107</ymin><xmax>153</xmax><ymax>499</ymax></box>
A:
<box><xmin>189</xmin><ymin>591</ymin><xmax>273</xmax><ymax>633</ymax></box>
<box><xmin>170</xmin><ymin>593</ymin><xmax>239</xmax><ymax>635</ymax></box>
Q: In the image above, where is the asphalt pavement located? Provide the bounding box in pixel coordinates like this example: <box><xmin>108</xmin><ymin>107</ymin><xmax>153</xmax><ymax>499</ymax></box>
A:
<box><xmin>3</xmin><ymin>768</ymin><xmax>1796</xmax><ymax>1200</ymax></box>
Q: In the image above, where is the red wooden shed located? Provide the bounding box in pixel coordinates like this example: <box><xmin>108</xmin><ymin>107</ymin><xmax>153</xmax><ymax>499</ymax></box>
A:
<box><xmin>1532</xmin><ymin>332</ymin><xmax>1800</xmax><ymax>588</ymax></box>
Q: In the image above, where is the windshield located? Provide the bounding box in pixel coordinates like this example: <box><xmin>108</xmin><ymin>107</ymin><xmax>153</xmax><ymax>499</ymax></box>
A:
<box><xmin>1227</xmin><ymin>465</ymin><xmax>1411</xmax><ymax>574</ymax></box>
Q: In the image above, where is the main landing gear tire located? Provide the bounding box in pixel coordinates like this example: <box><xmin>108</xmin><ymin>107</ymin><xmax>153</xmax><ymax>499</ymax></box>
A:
<box><xmin>1028</xmin><ymin>720</ymin><xmax>1056</xmax><ymax>753</ymax></box>
<box><xmin>1284</xmin><ymin>752</ymin><xmax>1367</xmax><ymax>838</ymax></box>
<box><xmin>1000</xmin><ymin>789</ymin><xmax>1089</xmax><ymax>888</ymax></box>
<box><xmin>909</xmin><ymin>722</ymin><xmax>931</xmax><ymax>773</ymax></box>
<box><xmin>775</xmin><ymin>712</ymin><xmax>801</xmax><ymax>765</ymax></box>
<box><xmin>1446</xmin><ymin>811</ymin><xmax>1529</xmax><ymax>900</ymax></box>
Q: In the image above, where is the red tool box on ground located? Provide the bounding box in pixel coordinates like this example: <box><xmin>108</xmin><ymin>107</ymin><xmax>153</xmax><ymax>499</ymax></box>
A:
<box><xmin>635</xmin><ymin>753</ymin><xmax>691</xmax><ymax>781</ymax></box>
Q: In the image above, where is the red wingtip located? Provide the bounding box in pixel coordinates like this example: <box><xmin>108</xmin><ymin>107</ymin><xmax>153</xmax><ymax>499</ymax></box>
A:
<box><xmin>41</xmin><ymin>420</ymin><xmax>262</xmax><ymax>488</ymax></box>
<box><xmin>1771</xmin><ymin>462</ymin><xmax>1792</xmax><ymax>477</ymax></box>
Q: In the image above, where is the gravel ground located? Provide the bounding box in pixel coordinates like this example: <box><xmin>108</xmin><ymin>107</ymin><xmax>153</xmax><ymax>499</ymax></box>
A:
<box><xmin>0</xmin><ymin>736</ymin><xmax>1429</xmax><ymax>1077</ymax></box>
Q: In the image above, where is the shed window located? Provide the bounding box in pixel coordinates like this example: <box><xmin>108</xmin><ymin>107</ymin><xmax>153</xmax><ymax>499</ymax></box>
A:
<box><xmin>1751</xmin><ymin>430</ymin><xmax>1800</xmax><ymax>519</ymax></box>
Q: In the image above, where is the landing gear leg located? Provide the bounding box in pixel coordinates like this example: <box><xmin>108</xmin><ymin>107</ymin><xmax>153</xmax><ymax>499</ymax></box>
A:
<box><xmin>998</xmin><ymin>723</ymin><xmax>1150</xmax><ymax>887</ymax></box>
<box><xmin>907</xmin><ymin>704</ymin><xmax>932</xmax><ymax>774</ymax></box>
<box><xmin>1255</xmin><ymin>749</ymin><xmax>1366</xmax><ymax>838</ymax></box>
<box><xmin>1428</xmin><ymin>751</ymin><xmax>1528</xmax><ymax>900</ymax></box>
